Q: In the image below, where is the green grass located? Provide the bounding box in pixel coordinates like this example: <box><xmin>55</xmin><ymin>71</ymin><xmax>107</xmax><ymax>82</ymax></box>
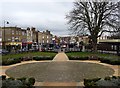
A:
<box><xmin>2</xmin><ymin>51</ymin><xmax>57</xmax><ymax>60</ymax></box>
<box><xmin>66</xmin><ymin>52</ymin><xmax>120</xmax><ymax>60</ymax></box>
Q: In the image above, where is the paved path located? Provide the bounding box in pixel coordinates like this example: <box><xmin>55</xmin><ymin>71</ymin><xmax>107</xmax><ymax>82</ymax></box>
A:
<box><xmin>53</xmin><ymin>52</ymin><xmax>69</xmax><ymax>61</ymax></box>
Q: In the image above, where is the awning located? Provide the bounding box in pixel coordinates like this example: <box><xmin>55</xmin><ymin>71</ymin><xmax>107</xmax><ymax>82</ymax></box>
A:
<box><xmin>5</xmin><ymin>42</ymin><xmax>22</xmax><ymax>45</ymax></box>
<box><xmin>27</xmin><ymin>42</ymin><xmax>32</xmax><ymax>44</ymax></box>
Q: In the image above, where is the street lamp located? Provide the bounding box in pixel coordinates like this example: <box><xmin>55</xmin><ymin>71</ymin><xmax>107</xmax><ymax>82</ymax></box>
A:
<box><xmin>3</xmin><ymin>20</ymin><xmax>9</xmax><ymax>49</ymax></box>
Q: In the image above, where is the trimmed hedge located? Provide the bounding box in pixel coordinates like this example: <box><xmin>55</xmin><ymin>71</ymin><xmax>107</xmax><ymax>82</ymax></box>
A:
<box><xmin>84</xmin><ymin>76</ymin><xmax>120</xmax><ymax>88</ymax></box>
<box><xmin>68</xmin><ymin>55</ymin><xmax>120</xmax><ymax>65</ymax></box>
<box><xmin>68</xmin><ymin>56</ymin><xmax>89</xmax><ymax>60</ymax></box>
<box><xmin>33</xmin><ymin>56</ymin><xmax>54</xmax><ymax>61</ymax></box>
<box><xmin>2</xmin><ymin>58</ymin><xmax>21</xmax><ymax>65</ymax></box>
<box><xmin>1</xmin><ymin>76</ymin><xmax>35</xmax><ymax>88</ymax></box>
<box><xmin>2</xmin><ymin>56</ymin><xmax>54</xmax><ymax>66</ymax></box>
<box><xmin>84</xmin><ymin>78</ymin><xmax>101</xmax><ymax>87</ymax></box>
<box><xmin>99</xmin><ymin>57</ymin><xmax>120</xmax><ymax>65</ymax></box>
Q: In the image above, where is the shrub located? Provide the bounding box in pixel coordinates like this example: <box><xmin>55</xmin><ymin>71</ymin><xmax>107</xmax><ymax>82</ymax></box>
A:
<box><xmin>17</xmin><ymin>77</ymin><xmax>27</xmax><ymax>82</ymax></box>
<box><xmin>22</xmin><ymin>56</ymin><xmax>32</xmax><ymax>61</ymax></box>
<box><xmin>33</xmin><ymin>56</ymin><xmax>53</xmax><ymax>61</ymax></box>
<box><xmin>2</xmin><ymin>77</ymin><xmax>35</xmax><ymax>88</ymax></box>
<box><xmin>99</xmin><ymin>57</ymin><xmax>120</xmax><ymax>65</ymax></box>
<box><xmin>109</xmin><ymin>60</ymin><xmax>120</xmax><ymax>65</ymax></box>
<box><xmin>2</xmin><ymin>58</ymin><xmax>21</xmax><ymax>65</ymax></box>
<box><xmin>2</xmin><ymin>79</ymin><xmax>23</xmax><ymax>88</ymax></box>
<box><xmin>68</xmin><ymin>56</ymin><xmax>89</xmax><ymax>60</ymax></box>
<box><xmin>99</xmin><ymin>58</ymin><xmax>110</xmax><ymax>63</ymax></box>
<box><xmin>84</xmin><ymin>76</ymin><xmax>120</xmax><ymax>87</ymax></box>
<box><xmin>104</xmin><ymin>76</ymin><xmax>111</xmax><ymax>80</ymax></box>
<box><xmin>28</xmin><ymin>77</ymin><xmax>35</xmax><ymax>85</ymax></box>
<box><xmin>84</xmin><ymin>78</ymin><xmax>99</xmax><ymax>88</ymax></box>
<box><xmin>7</xmin><ymin>77</ymin><xmax>15</xmax><ymax>80</ymax></box>
<box><xmin>1</xmin><ymin>75</ymin><xmax>6</xmax><ymax>80</ymax></box>
<box><xmin>1</xmin><ymin>77</ymin><xmax>35</xmax><ymax>88</ymax></box>
<box><xmin>88</xmin><ymin>55</ymin><xmax>99</xmax><ymax>60</ymax></box>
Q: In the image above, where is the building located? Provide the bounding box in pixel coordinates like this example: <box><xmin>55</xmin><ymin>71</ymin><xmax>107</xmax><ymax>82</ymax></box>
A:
<box><xmin>42</xmin><ymin>30</ymin><xmax>53</xmax><ymax>44</ymax></box>
<box><xmin>78</xmin><ymin>35</ymin><xmax>89</xmax><ymax>45</ymax></box>
<box><xmin>31</xmin><ymin>27</ymin><xmax>38</xmax><ymax>50</ymax></box>
<box><xmin>0</xmin><ymin>27</ymin><xmax>27</xmax><ymax>51</ymax></box>
<box><xmin>0</xmin><ymin>27</ymin><xmax>2</xmax><ymax>48</ymax></box>
<box><xmin>26</xmin><ymin>27</ymin><xmax>33</xmax><ymax>50</ymax></box>
<box><xmin>38</xmin><ymin>31</ymin><xmax>43</xmax><ymax>45</ymax></box>
<box><xmin>37</xmin><ymin>30</ymin><xmax>53</xmax><ymax>51</ymax></box>
<box><xmin>97</xmin><ymin>36</ymin><xmax>120</xmax><ymax>55</ymax></box>
<box><xmin>38</xmin><ymin>30</ymin><xmax>52</xmax><ymax>45</ymax></box>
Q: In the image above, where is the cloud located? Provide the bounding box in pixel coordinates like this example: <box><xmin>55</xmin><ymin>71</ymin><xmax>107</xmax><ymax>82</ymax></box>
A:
<box><xmin>1</xmin><ymin>0</ymin><xmax>74</xmax><ymax>3</ymax></box>
<box><xmin>1</xmin><ymin>0</ymin><xmax>74</xmax><ymax>36</ymax></box>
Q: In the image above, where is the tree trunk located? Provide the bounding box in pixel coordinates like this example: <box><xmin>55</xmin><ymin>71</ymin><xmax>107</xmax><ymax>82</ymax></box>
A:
<box><xmin>91</xmin><ymin>37</ymin><xmax>98</xmax><ymax>52</ymax></box>
<box><xmin>92</xmin><ymin>42</ymin><xmax>97</xmax><ymax>52</ymax></box>
<box><xmin>117</xmin><ymin>45</ymin><xmax>120</xmax><ymax>56</ymax></box>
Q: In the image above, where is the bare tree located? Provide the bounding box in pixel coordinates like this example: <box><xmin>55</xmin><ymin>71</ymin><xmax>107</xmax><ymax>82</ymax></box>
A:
<box><xmin>66</xmin><ymin>1</ymin><xmax>120</xmax><ymax>52</ymax></box>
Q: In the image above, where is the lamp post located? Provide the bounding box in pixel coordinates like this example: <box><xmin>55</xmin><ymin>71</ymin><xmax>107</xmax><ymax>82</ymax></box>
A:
<box><xmin>3</xmin><ymin>20</ymin><xmax>9</xmax><ymax>49</ymax></box>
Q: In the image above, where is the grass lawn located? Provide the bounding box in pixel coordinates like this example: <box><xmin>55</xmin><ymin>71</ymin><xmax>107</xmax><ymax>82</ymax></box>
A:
<box><xmin>2</xmin><ymin>51</ymin><xmax>57</xmax><ymax>60</ymax></box>
<box><xmin>66</xmin><ymin>52</ymin><xmax>120</xmax><ymax>60</ymax></box>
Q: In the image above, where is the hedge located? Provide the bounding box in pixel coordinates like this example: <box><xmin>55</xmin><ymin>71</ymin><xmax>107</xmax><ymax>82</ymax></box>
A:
<box><xmin>68</xmin><ymin>56</ymin><xmax>89</xmax><ymax>60</ymax></box>
<box><xmin>32</xmin><ymin>56</ymin><xmax>54</xmax><ymax>61</ymax></box>
<box><xmin>84</xmin><ymin>76</ymin><xmax>120</xmax><ymax>88</ymax></box>
<box><xmin>99</xmin><ymin>57</ymin><xmax>120</xmax><ymax>65</ymax></box>
<box><xmin>68</xmin><ymin>55</ymin><xmax>120</xmax><ymax>65</ymax></box>
<box><xmin>2</xmin><ymin>56</ymin><xmax>54</xmax><ymax>66</ymax></box>
<box><xmin>2</xmin><ymin>58</ymin><xmax>21</xmax><ymax>65</ymax></box>
<box><xmin>1</xmin><ymin>75</ymin><xmax>35</xmax><ymax>88</ymax></box>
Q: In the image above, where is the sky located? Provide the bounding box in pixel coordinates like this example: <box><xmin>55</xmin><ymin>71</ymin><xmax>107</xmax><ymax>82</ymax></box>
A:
<box><xmin>0</xmin><ymin>0</ymin><xmax>75</xmax><ymax>36</ymax></box>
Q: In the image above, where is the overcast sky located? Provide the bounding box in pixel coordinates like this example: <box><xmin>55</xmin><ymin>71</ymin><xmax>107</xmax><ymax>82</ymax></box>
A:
<box><xmin>0</xmin><ymin>0</ymin><xmax>75</xmax><ymax>36</ymax></box>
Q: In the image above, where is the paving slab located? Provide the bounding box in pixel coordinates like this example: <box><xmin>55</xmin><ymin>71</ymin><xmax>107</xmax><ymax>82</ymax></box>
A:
<box><xmin>53</xmin><ymin>52</ymin><xmax>69</xmax><ymax>61</ymax></box>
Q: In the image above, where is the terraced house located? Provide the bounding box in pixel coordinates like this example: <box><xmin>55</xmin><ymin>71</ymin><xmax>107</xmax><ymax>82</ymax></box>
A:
<box><xmin>0</xmin><ymin>27</ymin><xmax>27</xmax><ymax>52</ymax></box>
<box><xmin>37</xmin><ymin>30</ymin><xmax>53</xmax><ymax>51</ymax></box>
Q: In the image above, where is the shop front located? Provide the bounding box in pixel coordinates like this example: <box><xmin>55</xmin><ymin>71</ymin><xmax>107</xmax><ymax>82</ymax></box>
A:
<box><xmin>5</xmin><ymin>42</ymin><xmax>22</xmax><ymax>52</ymax></box>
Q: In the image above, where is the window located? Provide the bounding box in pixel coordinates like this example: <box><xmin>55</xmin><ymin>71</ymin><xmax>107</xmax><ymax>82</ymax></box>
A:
<box><xmin>47</xmin><ymin>36</ymin><xmax>49</xmax><ymax>39</ymax></box>
<box><xmin>16</xmin><ymin>31</ymin><xmax>18</xmax><ymax>35</ymax></box>
<box><xmin>15</xmin><ymin>37</ymin><xmax>19</xmax><ymax>42</ymax></box>
<box><xmin>7</xmin><ymin>38</ymin><xmax>11</xmax><ymax>41</ymax></box>
<box><xmin>111</xmin><ymin>45</ymin><xmax>114</xmax><ymax>50</ymax></box>
<box><xmin>12</xmin><ymin>30</ymin><xmax>14</xmax><ymax>35</ymax></box>
<box><xmin>47</xmin><ymin>40</ymin><xmax>49</xmax><ymax>43</ymax></box>
<box><xmin>42</xmin><ymin>40</ymin><xmax>44</xmax><ymax>43</ymax></box>
<box><xmin>22</xmin><ymin>31</ymin><xmax>24</xmax><ymax>35</ymax></box>
<box><xmin>12</xmin><ymin>37</ymin><xmax>14</xmax><ymax>42</ymax></box>
<box><xmin>114</xmin><ymin>45</ymin><xmax>117</xmax><ymax>50</ymax></box>
<box><xmin>19</xmin><ymin>31</ymin><xmax>21</xmax><ymax>35</ymax></box>
<box><xmin>42</xmin><ymin>36</ymin><xmax>44</xmax><ymax>39</ymax></box>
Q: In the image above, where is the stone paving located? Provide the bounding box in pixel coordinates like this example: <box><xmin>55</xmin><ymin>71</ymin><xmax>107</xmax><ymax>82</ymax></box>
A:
<box><xmin>1</xmin><ymin>52</ymin><xmax>120</xmax><ymax>87</ymax></box>
<box><xmin>53</xmin><ymin>52</ymin><xmax>69</xmax><ymax>61</ymax></box>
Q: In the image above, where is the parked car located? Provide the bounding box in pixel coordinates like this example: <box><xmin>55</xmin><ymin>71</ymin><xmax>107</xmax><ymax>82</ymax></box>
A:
<box><xmin>29</xmin><ymin>48</ymin><xmax>36</xmax><ymax>52</ymax></box>
<box><xmin>0</xmin><ymin>49</ymin><xmax>9</xmax><ymax>55</ymax></box>
<box><xmin>18</xmin><ymin>48</ymin><xmax>28</xmax><ymax>53</ymax></box>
